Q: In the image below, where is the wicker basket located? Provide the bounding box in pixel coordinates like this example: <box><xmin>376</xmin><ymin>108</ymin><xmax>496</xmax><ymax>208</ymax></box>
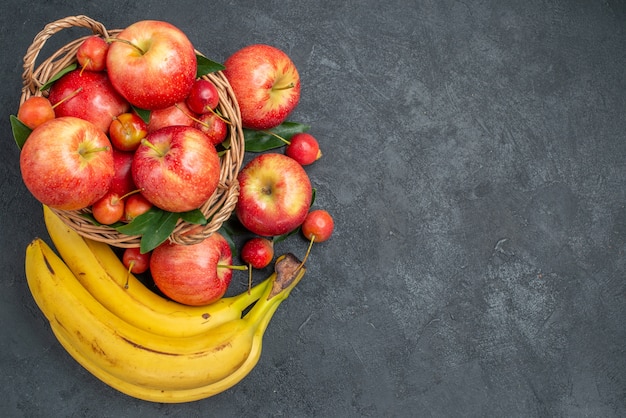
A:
<box><xmin>19</xmin><ymin>15</ymin><xmax>244</xmax><ymax>248</ymax></box>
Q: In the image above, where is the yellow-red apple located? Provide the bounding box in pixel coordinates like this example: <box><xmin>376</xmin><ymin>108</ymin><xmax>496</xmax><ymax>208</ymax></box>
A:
<box><xmin>19</xmin><ymin>117</ymin><xmax>114</xmax><ymax>210</ymax></box>
<box><xmin>132</xmin><ymin>126</ymin><xmax>220</xmax><ymax>212</ymax></box>
<box><xmin>236</xmin><ymin>153</ymin><xmax>312</xmax><ymax>236</ymax></box>
<box><xmin>106</xmin><ymin>20</ymin><xmax>197</xmax><ymax>110</ymax></box>
<box><xmin>223</xmin><ymin>44</ymin><xmax>300</xmax><ymax>130</ymax></box>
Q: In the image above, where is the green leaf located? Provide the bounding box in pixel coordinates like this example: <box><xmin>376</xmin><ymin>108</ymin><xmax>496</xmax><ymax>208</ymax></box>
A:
<box><xmin>310</xmin><ymin>187</ymin><xmax>317</xmax><ymax>207</ymax></box>
<box><xmin>10</xmin><ymin>115</ymin><xmax>32</xmax><ymax>150</ymax></box>
<box><xmin>196</xmin><ymin>55</ymin><xmax>225</xmax><ymax>77</ymax></box>
<box><xmin>273</xmin><ymin>227</ymin><xmax>300</xmax><ymax>244</ymax></box>
<box><xmin>114</xmin><ymin>207</ymin><xmax>163</xmax><ymax>236</ymax></box>
<box><xmin>40</xmin><ymin>63</ymin><xmax>77</xmax><ymax>91</ymax></box>
<box><xmin>139</xmin><ymin>211</ymin><xmax>179</xmax><ymax>253</ymax></box>
<box><xmin>132</xmin><ymin>105</ymin><xmax>151</xmax><ymax>124</ymax></box>
<box><xmin>244</xmin><ymin>121</ymin><xmax>310</xmax><ymax>152</ymax></box>
<box><xmin>218</xmin><ymin>225</ymin><xmax>237</xmax><ymax>256</ymax></box>
<box><xmin>180</xmin><ymin>209</ymin><xmax>207</xmax><ymax>225</ymax></box>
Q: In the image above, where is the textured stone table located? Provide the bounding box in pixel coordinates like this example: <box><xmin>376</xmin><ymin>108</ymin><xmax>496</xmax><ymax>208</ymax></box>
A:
<box><xmin>1</xmin><ymin>1</ymin><xmax>624</xmax><ymax>416</ymax></box>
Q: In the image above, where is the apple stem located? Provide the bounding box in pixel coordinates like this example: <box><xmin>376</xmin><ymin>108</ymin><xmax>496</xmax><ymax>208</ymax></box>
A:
<box><xmin>140</xmin><ymin>138</ymin><xmax>165</xmax><ymax>157</ymax></box>
<box><xmin>272</xmin><ymin>82</ymin><xmax>295</xmax><ymax>91</ymax></box>
<box><xmin>261</xmin><ymin>130</ymin><xmax>290</xmax><ymax>145</ymax></box>
<box><xmin>106</xmin><ymin>37</ymin><xmax>146</xmax><ymax>55</ymax></box>
<box><xmin>217</xmin><ymin>264</ymin><xmax>249</xmax><ymax>271</ymax></box>
<box><xmin>79</xmin><ymin>145</ymin><xmax>110</xmax><ymax>157</ymax></box>
<box><xmin>51</xmin><ymin>87</ymin><xmax>83</xmax><ymax>109</ymax></box>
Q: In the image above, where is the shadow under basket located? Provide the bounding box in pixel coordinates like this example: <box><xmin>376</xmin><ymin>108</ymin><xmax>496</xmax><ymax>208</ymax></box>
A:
<box><xmin>19</xmin><ymin>15</ymin><xmax>245</xmax><ymax>248</ymax></box>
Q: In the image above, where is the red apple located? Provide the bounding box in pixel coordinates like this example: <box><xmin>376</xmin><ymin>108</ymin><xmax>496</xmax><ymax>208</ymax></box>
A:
<box><xmin>132</xmin><ymin>125</ymin><xmax>220</xmax><ymax>213</ymax></box>
<box><xmin>109</xmin><ymin>148</ymin><xmax>136</xmax><ymax>196</ymax></box>
<box><xmin>106</xmin><ymin>20</ymin><xmax>197</xmax><ymax>110</ymax></box>
<box><xmin>76</xmin><ymin>36</ymin><xmax>109</xmax><ymax>72</ymax></box>
<box><xmin>223</xmin><ymin>44</ymin><xmax>300</xmax><ymax>130</ymax></box>
<box><xmin>150</xmin><ymin>231</ymin><xmax>233</xmax><ymax>305</ymax></box>
<box><xmin>19</xmin><ymin>117</ymin><xmax>114</xmax><ymax>210</ymax></box>
<box><xmin>147</xmin><ymin>101</ymin><xmax>196</xmax><ymax>133</ymax></box>
<box><xmin>236</xmin><ymin>153</ymin><xmax>312</xmax><ymax>236</ymax></box>
<box><xmin>48</xmin><ymin>69</ymin><xmax>130</xmax><ymax>133</ymax></box>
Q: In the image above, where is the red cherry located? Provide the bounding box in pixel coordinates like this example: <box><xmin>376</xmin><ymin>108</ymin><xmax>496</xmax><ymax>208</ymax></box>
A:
<box><xmin>285</xmin><ymin>133</ymin><xmax>322</xmax><ymax>166</ymax></box>
<box><xmin>301</xmin><ymin>209</ymin><xmax>334</xmax><ymax>243</ymax></box>
<box><xmin>186</xmin><ymin>79</ymin><xmax>220</xmax><ymax>114</ymax></box>
<box><xmin>193</xmin><ymin>112</ymin><xmax>228</xmax><ymax>145</ymax></box>
<box><xmin>122</xmin><ymin>247</ymin><xmax>151</xmax><ymax>274</ymax></box>
<box><xmin>109</xmin><ymin>112</ymin><xmax>148</xmax><ymax>151</ymax></box>
<box><xmin>92</xmin><ymin>192</ymin><xmax>124</xmax><ymax>225</ymax></box>
<box><xmin>17</xmin><ymin>96</ymin><xmax>55</xmax><ymax>130</ymax></box>
<box><xmin>240</xmin><ymin>237</ymin><xmax>274</xmax><ymax>269</ymax></box>
<box><xmin>76</xmin><ymin>36</ymin><xmax>109</xmax><ymax>72</ymax></box>
<box><xmin>123</xmin><ymin>193</ymin><xmax>153</xmax><ymax>222</ymax></box>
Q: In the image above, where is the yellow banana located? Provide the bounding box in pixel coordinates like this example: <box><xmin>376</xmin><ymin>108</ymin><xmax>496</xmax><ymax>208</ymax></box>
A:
<box><xmin>43</xmin><ymin>205</ymin><xmax>267</xmax><ymax>337</ymax></box>
<box><xmin>25</xmin><ymin>238</ymin><xmax>305</xmax><ymax>402</ymax></box>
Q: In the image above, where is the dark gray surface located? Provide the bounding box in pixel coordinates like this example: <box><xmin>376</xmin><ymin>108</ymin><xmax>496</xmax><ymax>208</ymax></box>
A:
<box><xmin>1</xmin><ymin>1</ymin><xmax>625</xmax><ymax>416</ymax></box>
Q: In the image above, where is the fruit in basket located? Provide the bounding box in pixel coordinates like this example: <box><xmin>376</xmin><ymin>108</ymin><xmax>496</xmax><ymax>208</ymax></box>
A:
<box><xmin>76</xmin><ymin>36</ymin><xmax>109</xmax><ymax>72</ymax></box>
<box><xmin>109</xmin><ymin>148</ymin><xmax>136</xmax><ymax>196</ymax></box>
<box><xmin>147</xmin><ymin>101</ymin><xmax>196</xmax><ymax>133</ymax></box>
<box><xmin>150</xmin><ymin>231</ymin><xmax>234</xmax><ymax>305</ymax></box>
<box><xmin>224</xmin><ymin>44</ymin><xmax>300</xmax><ymax>130</ymax></box>
<box><xmin>20</xmin><ymin>117</ymin><xmax>114</xmax><ymax>210</ymax></box>
<box><xmin>132</xmin><ymin>125</ymin><xmax>220</xmax><ymax>213</ymax></box>
<box><xmin>17</xmin><ymin>96</ymin><xmax>55</xmax><ymax>130</ymax></box>
<box><xmin>193</xmin><ymin>112</ymin><xmax>228</xmax><ymax>145</ymax></box>
<box><xmin>91</xmin><ymin>191</ymin><xmax>124</xmax><ymax>225</ymax></box>
<box><xmin>236</xmin><ymin>153</ymin><xmax>312</xmax><ymax>236</ymax></box>
<box><xmin>109</xmin><ymin>112</ymin><xmax>148</xmax><ymax>151</ymax></box>
<box><xmin>106</xmin><ymin>20</ymin><xmax>197</xmax><ymax>110</ymax></box>
<box><xmin>285</xmin><ymin>132</ymin><xmax>322</xmax><ymax>166</ymax></box>
<box><xmin>122</xmin><ymin>192</ymin><xmax>152</xmax><ymax>222</ymax></box>
<box><xmin>48</xmin><ymin>69</ymin><xmax>130</xmax><ymax>133</ymax></box>
<box><xmin>186</xmin><ymin>79</ymin><xmax>220</xmax><ymax>114</ymax></box>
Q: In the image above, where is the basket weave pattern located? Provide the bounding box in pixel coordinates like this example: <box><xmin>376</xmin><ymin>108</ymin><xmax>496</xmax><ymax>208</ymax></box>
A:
<box><xmin>20</xmin><ymin>16</ymin><xmax>245</xmax><ymax>247</ymax></box>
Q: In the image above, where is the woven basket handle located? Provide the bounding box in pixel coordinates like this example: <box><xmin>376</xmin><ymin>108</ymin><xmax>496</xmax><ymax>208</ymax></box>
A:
<box><xmin>21</xmin><ymin>15</ymin><xmax>110</xmax><ymax>95</ymax></box>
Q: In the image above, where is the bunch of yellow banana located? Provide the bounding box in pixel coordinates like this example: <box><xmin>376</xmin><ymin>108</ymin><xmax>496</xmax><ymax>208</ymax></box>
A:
<box><xmin>24</xmin><ymin>207</ymin><xmax>306</xmax><ymax>403</ymax></box>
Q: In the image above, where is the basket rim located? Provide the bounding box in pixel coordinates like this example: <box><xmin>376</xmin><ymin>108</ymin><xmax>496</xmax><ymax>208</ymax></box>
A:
<box><xmin>20</xmin><ymin>15</ymin><xmax>245</xmax><ymax>248</ymax></box>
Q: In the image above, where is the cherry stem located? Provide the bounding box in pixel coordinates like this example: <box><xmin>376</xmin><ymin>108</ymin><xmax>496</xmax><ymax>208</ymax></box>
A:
<box><xmin>247</xmin><ymin>263</ymin><xmax>253</xmax><ymax>295</ymax></box>
<box><xmin>295</xmin><ymin>235</ymin><xmax>315</xmax><ymax>274</ymax></box>
<box><xmin>175</xmin><ymin>103</ymin><xmax>231</xmax><ymax>126</ymax></box>
<box><xmin>272</xmin><ymin>81</ymin><xmax>295</xmax><ymax>91</ymax></box>
<box><xmin>119</xmin><ymin>189</ymin><xmax>143</xmax><ymax>201</ymax></box>
<box><xmin>217</xmin><ymin>264</ymin><xmax>249</xmax><ymax>271</ymax></box>
<box><xmin>79</xmin><ymin>59</ymin><xmax>91</xmax><ymax>76</ymax></box>
<box><xmin>106</xmin><ymin>37</ymin><xmax>145</xmax><ymax>55</ymax></box>
<box><xmin>261</xmin><ymin>130</ymin><xmax>290</xmax><ymax>145</ymax></box>
<box><xmin>125</xmin><ymin>261</ymin><xmax>134</xmax><ymax>289</ymax></box>
<box><xmin>51</xmin><ymin>87</ymin><xmax>83</xmax><ymax>109</ymax></box>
